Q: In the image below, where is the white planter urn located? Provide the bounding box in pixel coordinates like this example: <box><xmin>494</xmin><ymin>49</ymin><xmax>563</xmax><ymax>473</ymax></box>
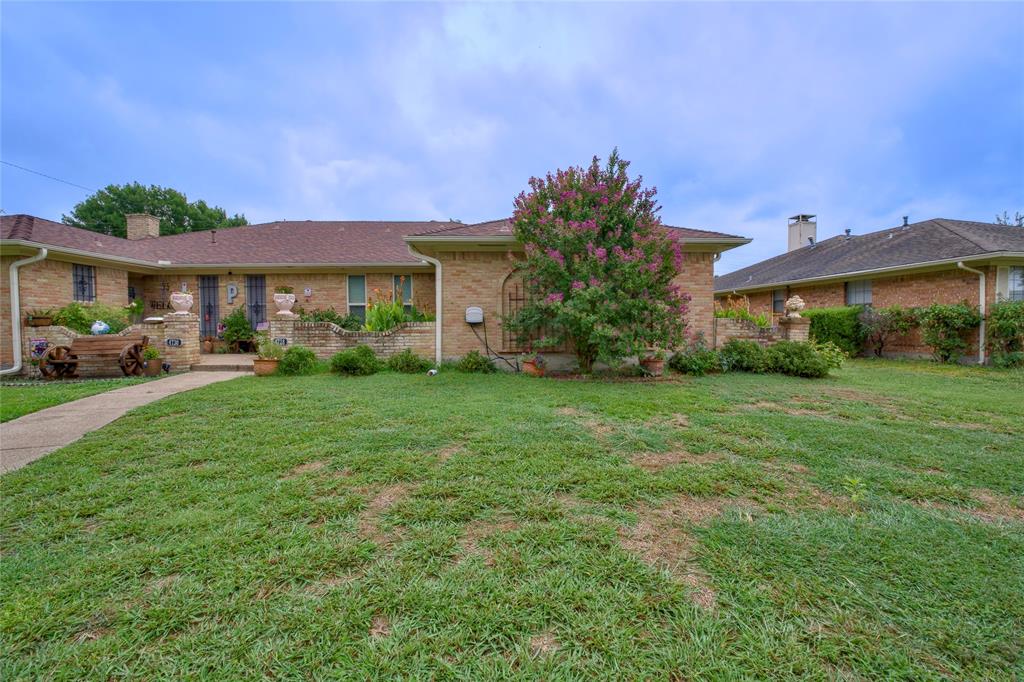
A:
<box><xmin>784</xmin><ymin>295</ymin><xmax>806</xmax><ymax>318</ymax></box>
<box><xmin>273</xmin><ymin>293</ymin><xmax>297</xmax><ymax>316</ymax></box>
<box><xmin>169</xmin><ymin>292</ymin><xmax>193</xmax><ymax>315</ymax></box>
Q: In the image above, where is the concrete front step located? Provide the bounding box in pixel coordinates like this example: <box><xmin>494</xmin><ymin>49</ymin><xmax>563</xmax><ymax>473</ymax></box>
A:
<box><xmin>190</xmin><ymin>364</ymin><xmax>253</xmax><ymax>372</ymax></box>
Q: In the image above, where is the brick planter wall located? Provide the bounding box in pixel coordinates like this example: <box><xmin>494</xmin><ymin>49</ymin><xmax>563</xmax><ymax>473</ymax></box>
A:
<box><xmin>269</xmin><ymin>316</ymin><xmax>435</xmax><ymax>360</ymax></box>
<box><xmin>713</xmin><ymin>317</ymin><xmax>782</xmax><ymax>348</ymax></box>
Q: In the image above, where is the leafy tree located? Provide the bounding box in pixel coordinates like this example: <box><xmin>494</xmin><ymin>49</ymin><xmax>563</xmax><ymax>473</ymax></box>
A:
<box><xmin>62</xmin><ymin>182</ymin><xmax>247</xmax><ymax>237</ymax></box>
<box><xmin>859</xmin><ymin>305</ymin><xmax>918</xmax><ymax>357</ymax></box>
<box><xmin>505</xmin><ymin>150</ymin><xmax>690</xmax><ymax>373</ymax></box>
<box><xmin>995</xmin><ymin>211</ymin><xmax>1023</xmax><ymax>227</ymax></box>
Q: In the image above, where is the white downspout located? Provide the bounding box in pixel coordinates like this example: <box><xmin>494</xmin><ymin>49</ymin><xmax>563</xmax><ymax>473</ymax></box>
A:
<box><xmin>1</xmin><ymin>247</ymin><xmax>48</xmax><ymax>376</ymax></box>
<box><xmin>957</xmin><ymin>261</ymin><xmax>986</xmax><ymax>365</ymax></box>
<box><xmin>406</xmin><ymin>243</ymin><xmax>442</xmax><ymax>366</ymax></box>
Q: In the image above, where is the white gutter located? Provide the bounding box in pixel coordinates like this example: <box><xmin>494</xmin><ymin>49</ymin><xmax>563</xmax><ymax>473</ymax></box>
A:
<box><xmin>1</xmin><ymin>247</ymin><xmax>48</xmax><ymax>376</ymax></box>
<box><xmin>406</xmin><ymin>243</ymin><xmax>443</xmax><ymax>365</ymax></box>
<box><xmin>957</xmin><ymin>261</ymin><xmax>986</xmax><ymax>365</ymax></box>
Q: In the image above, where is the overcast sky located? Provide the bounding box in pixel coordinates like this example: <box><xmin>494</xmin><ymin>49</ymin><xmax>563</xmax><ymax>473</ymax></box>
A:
<box><xmin>2</xmin><ymin>2</ymin><xmax>1022</xmax><ymax>273</ymax></box>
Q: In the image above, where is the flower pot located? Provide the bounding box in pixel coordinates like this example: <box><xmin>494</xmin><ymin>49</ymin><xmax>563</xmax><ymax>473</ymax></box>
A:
<box><xmin>522</xmin><ymin>359</ymin><xmax>545</xmax><ymax>377</ymax></box>
<box><xmin>169</xmin><ymin>292</ymin><xmax>193</xmax><ymax>314</ymax></box>
<box><xmin>253</xmin><ymin>358</ymin><xmax>280</xmax><ymax>376</ymax></box>
<box><xmin>202</xmin><ymin>339</ymin><xmax>214</xmax><ymax>354</ymax></box>
<box><xmin>273</xmin><ymin>293</ymin><xmax>297</xmax><ymax>316</ymax></box>
<box><xmin>26</xmin><ymin>316</ymin><xmax>53</xmax><ymax>327</ymax></box>
<box><xmin>143</xmin><ymin>360</ymin><xmax>162</xmax><ymax>377</ymax></box>
<box><xmin>640</xmin><ymin>358</ymin><xmax>665</xmax><ymax>375</ymax></box>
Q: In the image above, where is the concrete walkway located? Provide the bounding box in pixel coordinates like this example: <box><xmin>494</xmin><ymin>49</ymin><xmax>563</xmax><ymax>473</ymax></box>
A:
<box><xmin>1</xmin><ymin>372</ymin><xmax>247</xmax><ymax>474</ymax></box>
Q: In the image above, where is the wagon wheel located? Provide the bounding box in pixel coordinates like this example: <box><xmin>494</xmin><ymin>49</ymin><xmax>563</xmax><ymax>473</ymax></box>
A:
<box><xmin>39</xmin><ymin>345</ymin><xmax>78</xmax><ymax>380</ymax></box>
<box><xmin>119</xmin><ymin>343</ymin><xmax>145</xmax><ymax>377</ymax></box>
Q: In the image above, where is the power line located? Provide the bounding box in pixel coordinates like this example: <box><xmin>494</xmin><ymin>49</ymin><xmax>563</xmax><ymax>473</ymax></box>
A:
<box><xmin>0</xmin><ymin>160</ymin><xmax>96</xmax><ymax>193</ymax></box>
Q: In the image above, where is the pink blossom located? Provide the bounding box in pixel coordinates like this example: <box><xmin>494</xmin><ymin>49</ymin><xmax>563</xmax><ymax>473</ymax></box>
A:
<box><xmin>545</xmin><ymin>292</ymin><xmax>564</xmax><ymax>304</ymax></box>
<box><xmin>589</xmin><ymin>276</ymin><xmax>601</xmax><ymax>287</ymax></box>
<box><xmin>572</xmin><ymin>280</ymin><xmax>585</xmax><ymax>290</ymax></box>
<box><xmin>545</xmin><ymin>248</ymin><xmax>565</xmax><ymax>266</ymax></box>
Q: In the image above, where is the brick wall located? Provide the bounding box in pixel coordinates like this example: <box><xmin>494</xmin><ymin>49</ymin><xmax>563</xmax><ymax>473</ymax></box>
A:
<box><xmin>18</xmin><ymin>314</ymin><xmax>199</xmax><ymax>377</ymax></box>
<box><xmin>676</xmin><ymin>252</ymin><xmax>715</xmax><ymax>343</ymax></box>
<box><xmin>712</xmin><ymin>317</ymin><xmax>783</xmax><ymax>348</ymax></box>
<box><xmin>274</xmin><ymin>319</ymin><xmax>435</xmax><ymax>360</ymax></box>
<box><xmin>437</xmin><ymin>250</ymin><xmax>520</xmax><ymax>359</ymax></box>
<box><xmin>2</xmin><ymin>256</ymin><xmax>131</xmax><ymax>367</ymax></box>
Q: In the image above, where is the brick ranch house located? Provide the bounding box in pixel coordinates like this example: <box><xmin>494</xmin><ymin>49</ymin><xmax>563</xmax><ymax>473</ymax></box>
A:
<box><xmin>1</xmin><ymin>213</ymin><xmax>750</xmax><ymax>374</ymax></box>
<box><xmin>714</xmin><ymin>215</ymin><xmax>1024</xmax><ymax>360</ymax></box>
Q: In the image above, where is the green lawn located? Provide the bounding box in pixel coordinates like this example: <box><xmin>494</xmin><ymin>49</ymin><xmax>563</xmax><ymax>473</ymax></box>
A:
<box><xmin>1</xmin><ymin>360</ymin><xmax>1021</xmax><ymax>679</ymax></box>
<box><xmin>0</xmin><ymin>377</ymin><xmax>154</xmax><ymax>423</ymax></box>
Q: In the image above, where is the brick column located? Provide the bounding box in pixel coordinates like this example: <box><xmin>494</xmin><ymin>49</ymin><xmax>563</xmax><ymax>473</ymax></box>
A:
<box><xmin>269</xmin><ymin>313</ymin><xmax>297</xmax><ymax>350</ymax></box>
<box><xmin>778</xmin><ymin>316</ymin><xmax>810</xmax><ymax>342</ymax></box>
<box><xmin>162</xmin><ymin>313</ymin><xmax>200</xmax><ymax>372</ymax></box>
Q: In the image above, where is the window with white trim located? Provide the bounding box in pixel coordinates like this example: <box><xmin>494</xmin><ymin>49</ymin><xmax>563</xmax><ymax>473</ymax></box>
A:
<box><xmin>772</xmin><ymin>288</ymin><xmax>786</xmax><ymax>314</ymax></box>
<box><xmin>1010</xmin><ymin>266</ymin><xmax>1024</xmax><ymax>301</ymax></box>
<box><xmin>348</xmin><ymin>275</ymin><xmax>366</xmax><ymax>322</ymax></box>
<box><xmin>72</xmin><ymin>264</ymin><xmax>96</xmax><ymax>302</ymax></box>
<box><xmin>393</xmin><ymin>275</ymin><xmax>413</xmax><ymax>314</ymax></box>
<box><xmin>845</xmin><ymin>279</ymin><xmax>872</xmax><ymax>306</ymax></box>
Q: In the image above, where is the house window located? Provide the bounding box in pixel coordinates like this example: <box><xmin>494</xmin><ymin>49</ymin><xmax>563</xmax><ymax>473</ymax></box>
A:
<box><xmin>348</xmin><ymin>275</ymin><xmax>366</xmax><ymax>322</ymax></box>
<box><xmin>72</xmin><ymin>264</ymin><xmax>96</xmax><ymax>302</ymax></box>
<box><xmin>393</xmin><ymin>275</ymin><xmax>413</xmax><ymax>314</ymax></box>
<box><xmin>772</xmin><ymin>288</ymin><xmax>786</xmax><ymax>314</ymax></box>
<box><xmin>845</xmin><ymin>279</ymin><xmax>872</xmax><ymax>305</ymax></box>
<box><xmin>1009</xmin><ymin>267</ymin><xmax>1024</xmax><ymax>301</ymax></box>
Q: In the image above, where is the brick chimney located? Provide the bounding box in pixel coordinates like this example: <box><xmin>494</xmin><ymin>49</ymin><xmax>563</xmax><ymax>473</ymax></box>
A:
<box><xmin>787</xmin><ymin>214</ymin><xmax>817</xmax><ymax>252</ymax></box>
<box><xmin>125</xmin><ymin>213</ymin><xmax>160</xmax><ymax>240</ymax></box>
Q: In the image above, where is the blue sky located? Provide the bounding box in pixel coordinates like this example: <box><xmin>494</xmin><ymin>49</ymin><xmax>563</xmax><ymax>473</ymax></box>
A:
<box><xmin>2</xmin><ymin>2</ymin><xmax>1022</xmax><ymax>273</ymax></box>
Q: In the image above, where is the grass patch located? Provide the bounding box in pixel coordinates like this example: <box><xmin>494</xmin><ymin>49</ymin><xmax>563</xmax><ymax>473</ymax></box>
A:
<box><xmin>0</xmin><ymin>377</ymin><xmax>154</xmax><ymax>422</ymax></box>
<box><xmin>1</xmin><ymin>360</ymin><xmax>1021</xmax><ymax>678</ymax></box>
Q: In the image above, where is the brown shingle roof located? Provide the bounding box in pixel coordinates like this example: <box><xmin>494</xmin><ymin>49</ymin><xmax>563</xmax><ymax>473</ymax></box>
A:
<box><xmin>408</xmin><ymin>218</ymin><xmax>747</xmax><ymax>241</ymax></box>
<box><xmin>714</xmin><ymin>218</ymin><xmax>1024</xmax><ymax>292</ymax></box>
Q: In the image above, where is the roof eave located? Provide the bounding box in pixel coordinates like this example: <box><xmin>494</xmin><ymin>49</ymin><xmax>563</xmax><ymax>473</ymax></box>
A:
<box><xmin>714</xmin><ymin>251</ymin><xmax>1024</xmax><ymax>294</ymax></box>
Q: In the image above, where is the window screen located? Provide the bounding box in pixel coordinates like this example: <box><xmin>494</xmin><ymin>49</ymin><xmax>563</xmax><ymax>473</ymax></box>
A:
<box><xmin>772</xmin><ymin>289</ymin><xmax>786</xmax><ymax>314</ymax></box>
<box><xmin>1009</xmin><ymin>267</ymin><xmax>1024</xmax><ymax>302</ymax></box>
<box><xmin>845</xmin><ymin>280</ymin><xmax>872</xmax><ymax>306</ymax></box>
<box><xmin>348</xmin><ymin>275</ymin><xmax>366</xmax><ymax>322</ymax></box>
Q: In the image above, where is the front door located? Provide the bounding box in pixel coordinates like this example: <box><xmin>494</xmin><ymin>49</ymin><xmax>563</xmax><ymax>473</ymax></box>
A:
<box><xmin>199</xmin><ymin>275</ymin><xmax>219</xmax><ymax>340</ymax></box>
<box><xmin>245</xmin><ymin>275</ymin><xmax>267</xmax><ymax>330</ymax></box>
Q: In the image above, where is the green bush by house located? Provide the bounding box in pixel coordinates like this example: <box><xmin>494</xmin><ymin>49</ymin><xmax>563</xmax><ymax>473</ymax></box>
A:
<box><xmin>803</xmin><ymin>306</ymin><xmax>865</xmax><ymax>356</ymax></box>
<box><xmin>330</xmin><ymin>345</ymin><xmax>383</xmax><ymax>376</ymax></box>
<box><xmin>278</xmin><ymin>346</ymin><xmax>319</xmax><ymax>375</ymax></box>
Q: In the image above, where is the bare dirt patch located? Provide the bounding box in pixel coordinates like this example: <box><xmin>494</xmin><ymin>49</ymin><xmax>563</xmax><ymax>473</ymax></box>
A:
<box><xmin>556</xmin><ymin>406</ymin><xmax>615</xmax><ymax>439</ymax></box>
<box><xmin>435</xmin><ymin>445</ymin><xmax>462</xmax><ymax>463</ymax></box>
<box><xmin>81</xmin><ymin>518</ymin><xmax>101</xmax><ymax>533</ymax></box>
<box><xmin>761</xmin><ymin>460</ymin><xmax>852</xmax><ymax>513</ymax></box>
<box><xmin>618</xmin><ymin>495</ymin><xmax>757</xmax><ymax>608</ymax></box>
<box><xmin>304</xmin><ymin>575</ymin><xmax>355</xmax><ymax>596</ymax></box>
<box><xmin>744</xmin><ymin>401</ymin><xmax>828</xmax><ymax>417</ymax></box>
<box><xmin>71</xmin><ymin>627</ymin><xmax>110</xmax><ymax>644</ymax></box>
<box><xmin>145</xmin><ymin>574</ymin><xmax>179</xmax><ymax>594</ymax></box>
<box><xmin>631</xmin><ymin>450</ymin><xmax>722</xmax><ymax>472</ymax></box>
<box><xmin>282</xmin><ymin>460</ymin><xmax>327</xmax><ymax>479</ymax></box>
<box><xmin>369</xmin><ymin>614</ymin><xmax>391</xmax><ymax>639</ymax></box>
<box><xmin>459</xmin><ymin>517</ymin><xmax>520</xmax><ymax>565</ymax></box>
<box><xmin>530</xmin><ymin>631</ymin><xmax>560</xmax><ymax>657</ymax></box>
<box><xmin>356</xmin><ymin>483</ymin><xmax>414</xmax><ymax>544</ymax></box>
<box><xmin>969</xmin><ymin>489</ymin><xmax>1024</xmax><ymax>522</ymax></box>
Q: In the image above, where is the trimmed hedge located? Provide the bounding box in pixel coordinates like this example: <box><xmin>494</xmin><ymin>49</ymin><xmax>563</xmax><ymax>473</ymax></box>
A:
<box><xmin>277</xmin><ymin>345</ymin><xmax>319</xmax><ymax>375</ymax></box>
<box><xmin>330</xmin><ymin>345</ymin><xmax>383</xmax><ymax>376</ymax></box>
<box><xmin>802</xmin><ymin>306</ymin><xmax>865</xmax><ymax>356</ymax></box>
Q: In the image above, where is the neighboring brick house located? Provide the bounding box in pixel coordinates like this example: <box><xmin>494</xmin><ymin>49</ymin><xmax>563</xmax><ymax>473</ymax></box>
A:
<box><xmin>2</xmin><ymin>213</ymin><xmax>748</xmax><ymax>371</ymax></box>
<box><xmin>714</xmin><ymin>215</ymin><xmax>1024</xmax><ymax>360</ymax></box>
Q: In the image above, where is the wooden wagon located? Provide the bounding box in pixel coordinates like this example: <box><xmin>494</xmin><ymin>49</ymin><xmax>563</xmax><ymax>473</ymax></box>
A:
<box><xmin>38</xmin><ymin>335</ymin><xmax>150</xmax><ymax>379</ymax></box>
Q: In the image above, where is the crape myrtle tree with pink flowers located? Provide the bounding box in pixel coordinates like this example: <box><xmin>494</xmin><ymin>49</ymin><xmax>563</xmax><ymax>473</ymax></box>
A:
<box><xmin>505</xmin><ymin>150</ymin><xmax>690</xmax><ymax>373</ymax></box>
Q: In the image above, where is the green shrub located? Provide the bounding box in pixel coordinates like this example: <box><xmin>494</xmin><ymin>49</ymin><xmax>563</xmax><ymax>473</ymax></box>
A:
<box><xmin>142</xmin><ymin>346</ymin><xmax>160</xmax><ymax>361</ymax></box>
<box><xmin>859</xmin><ymin>305</ymin><xmax>918</xmax><ymax>357</ymax></box>
<box><xmin>407</xmin><ymin>306</ymin><xmax>436</xmax><ymax>323</ymax></box>
<box><xmin>364</xmin><ymin>299</ymin><xmax>406</xmax><ymax>332</ymax></box>
<box><xmin>668</xmin><ymin>340</ymin><xmax>722</xmax><ymax>376</ymax></box>
<box><xmin>455</xmin><ymin>350</ymin><xmax>496</xmax><ymax>373</ymax></box>
<box><xmin>255</xmin><ymin>333</ymin><xmax>284</xmax><ymax>360</ymax></box>
<box><xmin>298</xmin><ymin>307</ymin><xmax>362</xmax><ymax>331</ymax></box>
<box><xmin>53</xmin><ymin>301</ymin><xmax>130</xmax><ymax>334</ymax></box>
<box><xmin>330</xmin><ymin>345</ymin><xmax>382</xmax><ymax>376</ymax></box>
<box><xmin>714</xmin><ymin>307</ymin><xmax>771</xmax><ymax>327</ymax></box>
<box><xmin>810</xmin><ymin>340</ymin><xmax>848</xmax><ymax>370</ymax></box>
<box><xmin>221</xmin><ymin>308</ymin><xmax>254</xmax><ymax>348</ymax></box>
<box><xmin>719</xmin><ymin>339</ymin><xmax>769</xmax><ymax>373</ymax></box>
<box><xmin>386</xmin><ymin>349</ymin><xmax>433</xmax><ymax>373</ymax></box>
<box><xmin>764</xmin><ymin>341</ymin><xmax>832</xmax><ymax>378</ymax></box>
<box><xmin>918</xmin><ymin>303</ymin><xmax>981</xmax><ymax>363</ymax></box>
<box><xmin>278</xmin><ymin>346</ymin><xmax>319</xmax><ymax>375</ymax></box>
<box><xmin>988</xmin><ymin>300</ymin><xmax>1024</xmax><ymax>367</ymax></box>
<box><xmin>803</xmin><ymin>306</ymin><xmax>865</xmax><ymax>356</ymax></box>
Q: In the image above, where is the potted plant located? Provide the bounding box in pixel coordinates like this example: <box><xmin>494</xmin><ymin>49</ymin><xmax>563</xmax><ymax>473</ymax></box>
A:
<box><xmin>25</xmin><ymin>309</ymin><xmax>54</xmax><ymax>327</ymax></box>
<box><xmin>640</xmin><ymin>349</ymin><xmax>666</xmax><ymax>375</ymax></box>
<box><xmin>521</xmin><ymin>351</ymin><xmax>546</xmax><ymax>377</ymax></box>
<box><xmin>221</xmin><ymin>308</ymin><xmax>254</xmax><ymax>352</ymax></box>
<box><xmin>169</xmin><ymin>287</ymin><xmax>194</xmax><ymax>314</ymax></box>
<box><xmin>273</xmin><ymin>285</ymin><xmax>297</xmax><ymax>316</ymax></box>
<box><xmin>253</xmin><ymin>333</ymin><xmax>284</xmax><ymax>376</ymax></box>
<box><xmin>142</xmin><ymin>345</ymin><xmax>162</xmax><ymax>377</ymax></box>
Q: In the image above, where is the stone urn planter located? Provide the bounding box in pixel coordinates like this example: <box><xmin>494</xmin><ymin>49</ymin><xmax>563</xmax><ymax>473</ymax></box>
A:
<box><xmin>253</xmin><ymin>358</ymin><xmax>280</xmax><ymax>376</ymax></box>
<box><xmin>784</xmin><ymin>295</ymin><xmax>806</xmax><ymax>318</ymax></box>
<box><xmin>169</xmin><ymin>292</ymin><xmax>193</xmax><ymax>314</ymax></box>
<box><xmin>639</xmin><ymin>357</ymin><xmax>665</xmax><ymax>375</ymax></box>
<box><xmin>522</xmin><ymin>359</ymin><xmax>545</xmax><ymax>377</ymax></box>
<box><xmin>273</xmin><ymin>293</ymin><xmax>297</xmax><ymax>316</ymax></box>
